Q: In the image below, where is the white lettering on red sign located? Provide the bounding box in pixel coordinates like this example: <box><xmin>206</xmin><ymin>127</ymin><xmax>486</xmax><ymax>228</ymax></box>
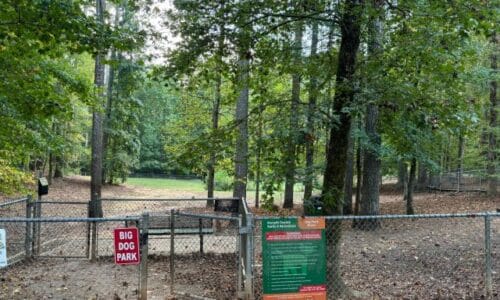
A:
<box><xmin>114</xmin><ymin>227</ymin><xmax>140</xmax><ymax>265</ymax></box>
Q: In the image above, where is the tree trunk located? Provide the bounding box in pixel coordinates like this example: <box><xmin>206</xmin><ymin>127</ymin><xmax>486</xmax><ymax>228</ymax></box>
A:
<box><xmin>102</xmin><ymin>3</ymin><xmax>122</xmax><ymax>185</ymax></box>
<box><xmin>488</xmin><ymin>32</ymin><xmax>497</xmax><ymax>196</ymax></box>
<box><xmin>416</xmin><ymin>161</ymin><xmax>428</xmax><ymax>191</ymax></box>
<box><xmin>396</xmin><ymin>159</ymin><xmax>407</xmax><ymax>191</ymax></box>
<box><xmin>207</xmin><ymin>2</ymin><xmax>225</xmax><ymax>206</ymax></box>
<box><xmin>354</xmin><ymin>0</ymin><xmax>383</xmax><ymax>229</ymax></box>
<box><xmin>54</xmin><ymin>156</ymin><xmax>63</xmax><ymax>178</ymax></box>
<box><xmin>255</xmin><ymin>106</ymin><xmax>263</xmax><ymax>208</ymax></box>
<box><xmin>456</xmin><ymin>133</ymin><xmax>464</xmax><ymax>192</ymax></box>
<box><xmin>102</xmin><ymin>49</ymin><xmax>116</xmax><ymax>185</ymax></box>
<box><xmin>343</xmin><ymin>124</ymin><xmax>354</xmax><ymax>215</ymax></box>
<box><xmin>207</xmin><ymin>73</ymin><xmax>220</xmax><ymax>205</ymax></box>
<box><xmin>321</xmin><ymin>0</ymin><xmax>363</xmax><ymax>297</ymax></box>
<box><xmin>233</xmin><ymin>52</ymin><xmax>249</xmax><ymax>200</ymax></box>
<box><xmin>283</xmin><ymin>22</ymin><xmax>303</xmax><ymax>209</ymax></box>
<box><xmin>405</xmin><ymin>158</ymin><xmax>416</xmax><ymax>215</ymax></box>
<box><xmin>357</xmin><ymin>105</ymin><xmax>382</xmax><ymax>227</ymax></box>
<box><xmin>90</xmin><ymin>0</ymin><xmax>106</xmax><ymax>218</ymax></box>
<box><xmin>48</xmin><ymin>151</ymin><xmax>54</xmax><ymax>185</ymax></box>
<box><xmin>354</xmin><ymin>129</ymin><xmax>362</xmax><ymax>215</ymax></box>
<box><xmin>304</xmin><ymin>19</ymin><xmax>319</xmax><ymax>202</ymax></box>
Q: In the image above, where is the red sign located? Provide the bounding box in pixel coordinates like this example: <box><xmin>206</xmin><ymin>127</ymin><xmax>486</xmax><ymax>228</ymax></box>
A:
<box><xmin>265</xmin><ymin>230</ymin><xmax>322</xmax><ymax>241</ymax></box>
<box><xmin>114</xmin><ymin>227</ymin><xmax>140</xmax><ymax>265</ymax></box>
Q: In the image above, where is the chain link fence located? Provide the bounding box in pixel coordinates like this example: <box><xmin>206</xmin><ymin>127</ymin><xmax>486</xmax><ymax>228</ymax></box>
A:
<box><xmin>430</xmin><ymin>169</ymin><xmax>490</xmax><ymax>192</ymax></box>
<box><xmin>253</xmin><ymin>213</ymin><xmax>500</xmax><ymax>299</ymax></box>
<box><xmin>0</xmin><ymin>217</ymin><xmax>142</xmax><ymax>299</ymax></box>
<box><xmin>100</xmin><ymin>197</ymin><xmax>239</xmax><ymax>217</ymax></box>
<box><xmin>1</xmin><ymin>195</ymin><xmax>499</xmax><ymax>299</ymax></box>
<box><xmin>0</xmin><ymin>197</ymin><xmax>244</xmax><ymax>300</ymax></box>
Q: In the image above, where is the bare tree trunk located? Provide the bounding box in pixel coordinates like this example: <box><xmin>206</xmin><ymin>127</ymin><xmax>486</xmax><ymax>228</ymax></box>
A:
<box><xmin>343</xmin><ymin>124</ymin><xmax>354</xmax><ymax>215</ymax></box>
<box><xmin>322</xmin><ymin>0</ymin><xmax>363</xmax><ymax>296</ymax></box>
<box><xmin>207</xmin><ymin>1</ymin><xmax>225</xmax><ymax>206</ymax></box>
<box><xmin>233</xmin><ymin>52</ymin><xmax>249</xmax><ymax>200</ymax></box>
<box><xmin>48</xmin><ymin>151</ymin><xmax>54</xmax><ymax>185</ymax></box>
<box><xmin>456</xmin><ymin>133</ymin><xmax>464</xmax><ymax>192</ymax></box>
<box><xmin>90</xmin><ymin>0</ymin><xmax>106</xmax><ymax>218</ymax></box>
<box><xmin>416</xmin><ymin>161</ymin><xmax>428</xmax><ymax>191</ymax></box>
<box><xmin>354</xmin><ymin>129</ymin><xmax>362</xmax><ymax>215</ymax></box>
<box><xmin>102</xmin><ymin>3</ymin><xmax>122</xmax><ymax>185</ymax></box>
<box><xmin>54</xmin><ymin>156</ymin><xmax>63</xmax><ymax>178</ymax></box>
<box><xmin>396</xmin><ymin>159</ymin><xmax>407</xmax><ymax>191</ymax></box>
<box><xmin>357</xmin><ymin>105</ymin><xmax>381</xmax><ymax>227</ymax></box>
<box><xmin>207</xmin><ymin>74</ymin><xmax>220</xmax><ymax>205</ymax></box>
<box><xmin>355</xmin><ymin>0</ymin><xmax>383</xmax><ymax>229</ymax></box>
<box><xmin>283</xmin><ymin>22</ymin><xmax>303</xmax><ymax>209</ymax></box>
<box><xmin>488</xmin><ymin>32</ymin><xmax>497</xmax><ymax>196</ymax></box>
<box><xmin>304</xmin><ymin>19</ymin><xmax>319</xmax><ymax>202</ymax></box>
<box><xmin>102</xmin><ymin>49</ymin><xmax>115</xmax><ymax>185</ymax></box>
<box><xmin>255</xmin><ymin>106</ymin><xmax>263</xmax><ymax>208</ymax></box>
<box><xmin>405</xmin><ymin>158</ymin><xmax>416</xmax><ymax>215</ymax></box>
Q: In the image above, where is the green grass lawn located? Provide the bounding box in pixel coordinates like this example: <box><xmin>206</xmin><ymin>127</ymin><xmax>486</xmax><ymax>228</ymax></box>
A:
<box><xmin>125</xmin><ymin>177</ymin><xmax>205</xmax><ymax>191</ymax></box>
<box><xmin>125</xmin><ymin>177</ymin><xmax>309</xmax><ymax>193</ymax></box>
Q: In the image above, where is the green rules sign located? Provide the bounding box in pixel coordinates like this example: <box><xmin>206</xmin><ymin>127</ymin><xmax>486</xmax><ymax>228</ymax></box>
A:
<box><xmin>262</xmin><ymin>218</ymin><xmax>326</xmax><ymax>300</ymax></box>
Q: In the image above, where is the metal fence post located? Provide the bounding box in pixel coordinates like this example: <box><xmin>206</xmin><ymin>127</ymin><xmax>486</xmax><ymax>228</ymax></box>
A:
<box><xmin>31</xmin><ymin>195</ymin><xmax>42</xmax><ymax>256</ymax></box>
<box><xmin>86</xmin><ymin>202</ymin><xmax>91</xmax><ymax>259</ymax></box>
<box><xmin>139</xmin><ymin>213</ymin><xmax>149</xmax><ymax>300</ymax></box>
<box><xmin>244</xmin><ymin>213</ymin><xmax>254</xmax><ymax>300</ymax></box>
<box><xmin>484</xmin><ymin>214</ymin><xmax>492</xmax><ymax>298</ymax></box>
<box><xmin>170</xmin><ymin>209</ymin><xmax>175</xmax><ymax>297</ymax></box>
<box><xmin>24</xmin><ymin>195</ymin><xmax>33</xmax><ymax>258</ymax></box>
<box><xmin>237</xmin><ymin>216</ymin><xmax>243</xmax><ymax>298</ymax></box>
<box><xmin>90</xmin><ymin>221</ymin><xmax>97</xmax><ymax>262</ymax></box>
<box><xmin>199</xmin><ymin>218</ymin><xmax>204</xmax><ymax>254</ymax></box>
<box><xmin>89</xmin><ymin>197</ymin><xmax>100</xmax><ymax>261</ymax></box>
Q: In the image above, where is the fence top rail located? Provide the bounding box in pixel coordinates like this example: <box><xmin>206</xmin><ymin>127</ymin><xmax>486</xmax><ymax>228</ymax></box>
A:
<box><xmin>255</xmin><ymin>211</ymin><xmax>500</xmax><ymax>221</ymax></box>
<box><xmin>39</xmin><ymin>201</ymin><xmax>89</xmax><ymax>205</ymax></box>
<box><xmin>175</xmin><ymin>210</ymin><xmax>240</xmax><ymax>222</ymax></box>
<box><xmin>100</xmin><ymin>197</ymin><xmax>240</xmax><ymax>202</ymax></box>
<box><xmin>0</xmin><ymin>197</ymin><xmax>29</xmax><ymax>208</ymax></box>
<box><xmin>239</xmin><ymin>197</ymin><xmax>252</xmax><ymax>216</ymax></box>
<box><xmin>0</xmin><ymin>216</ymin><xmax>140</xmax><ymax>223</ymax></box>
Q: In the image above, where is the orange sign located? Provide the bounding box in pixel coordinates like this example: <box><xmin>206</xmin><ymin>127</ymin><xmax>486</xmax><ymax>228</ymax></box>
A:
<box><xmin>263</xmin><ymin>291</ymin><xmax>326</xmax><ymax>300</ymax></box>
<box><xmin>297</xmin><ymin>217</ymin><xmax>325</xmax><ymax>230</ymax></box>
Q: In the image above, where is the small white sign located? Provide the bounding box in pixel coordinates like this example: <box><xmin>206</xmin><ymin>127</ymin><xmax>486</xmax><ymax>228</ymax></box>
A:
<box><xmin>0</xmin><ymin>229</ymin><xmax>6</xmax><ymax>267</ymax></box>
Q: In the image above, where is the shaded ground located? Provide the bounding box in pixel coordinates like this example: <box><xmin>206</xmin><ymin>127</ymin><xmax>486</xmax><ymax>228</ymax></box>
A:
<box><xmin>0</xmin><ymin>254</ymin><xmax>237</xmax><ymax>300</ymax></box>
<box><xmin>0</xmin><ymin>176</ymin><xmax>499</xmax><ymax>299</ymax></box>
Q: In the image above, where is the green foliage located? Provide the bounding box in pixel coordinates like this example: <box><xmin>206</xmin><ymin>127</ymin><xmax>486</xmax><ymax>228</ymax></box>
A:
<box><xmin>0</xmin><ymin>159</ymin><xmax>33</xmax><ymax>195</ymax></box>
<box><xmin>134</xmin><ymin>80</ymin><xmax>186</xmax><ymax>174</ymax></box>
<box><xmin>126</xmin><ymin>177</ymin><xmax>205</xmax><ymax>192</ymax></box>
<box><xmin>104</xmin><ymin>60</ymin><xmax>143</xmax><ymax>184</ymax></box>
<box><xmin>214</xmin><ymin>170</ymin><xmax>233</xmax><ymax>191</ymax></box>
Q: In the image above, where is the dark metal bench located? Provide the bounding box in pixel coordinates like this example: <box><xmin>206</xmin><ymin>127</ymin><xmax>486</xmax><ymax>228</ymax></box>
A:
<box><xmin>144</xmin><ymin>215</ymin><xmax>213</xmax><ymax>235</ymax></box>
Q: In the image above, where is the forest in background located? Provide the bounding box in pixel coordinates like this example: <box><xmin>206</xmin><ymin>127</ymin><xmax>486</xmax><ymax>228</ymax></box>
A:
<box><xmin>0</xmin><ymin>0</ymin><xmax>497</xmax><ymax>214</ymax></box>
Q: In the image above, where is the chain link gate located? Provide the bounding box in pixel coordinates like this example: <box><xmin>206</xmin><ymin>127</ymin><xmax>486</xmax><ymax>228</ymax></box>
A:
<box><xmin>169</xmin><ymin>210</ymin><xmax>241</xmax><ymax>299</ymax></box>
